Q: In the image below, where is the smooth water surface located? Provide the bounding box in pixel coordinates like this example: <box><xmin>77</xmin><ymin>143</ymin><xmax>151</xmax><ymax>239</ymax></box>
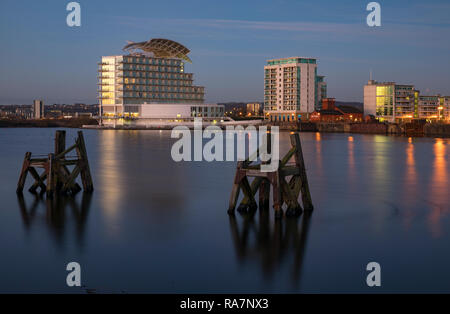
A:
<box><xmin>0</xmin><ymin>128</ymin><xmax>449</xmax><ymax>293</ymax></box>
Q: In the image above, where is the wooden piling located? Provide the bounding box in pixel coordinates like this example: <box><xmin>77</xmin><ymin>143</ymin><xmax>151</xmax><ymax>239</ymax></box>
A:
<box><xmin>75</xmin><ymin>131</ymin><xmax>94</xmax><ymax>192</ymax></box>
<box><xmin>228</xmin><ymin>132</ymin><xmax>313</xmax><ymax>219</ymax></box>
<box><xmin>16</xmin><ymin>130</ymin><xmax>94</xmax><ymax>197</ymax></box>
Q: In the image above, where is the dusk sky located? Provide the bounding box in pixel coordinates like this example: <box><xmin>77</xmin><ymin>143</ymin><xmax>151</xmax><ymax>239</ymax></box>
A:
<box><xmin>0</xmin><ymin>0</ymin><xmax>449</xmax><ymax>105</ymax></box>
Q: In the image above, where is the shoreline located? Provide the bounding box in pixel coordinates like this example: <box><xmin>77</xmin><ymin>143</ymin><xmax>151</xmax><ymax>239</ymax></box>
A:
<box><xmin>1</xmin><ymin>118</ymin><xmax>449</xmax><ymax>138</ymax></box>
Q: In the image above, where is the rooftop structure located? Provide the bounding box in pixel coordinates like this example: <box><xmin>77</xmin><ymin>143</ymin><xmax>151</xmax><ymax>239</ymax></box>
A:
<box><xmin>123</xmin><ymin>38</ymin><xmax>192</xmax><ymax>63</ymax></box>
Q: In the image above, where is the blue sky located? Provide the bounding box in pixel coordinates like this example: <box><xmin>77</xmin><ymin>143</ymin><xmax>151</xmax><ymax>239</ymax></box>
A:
<box><xmin>0</xmin><ymin>0</ymin><xmax>449</xmax><ymax>105</ymax></box>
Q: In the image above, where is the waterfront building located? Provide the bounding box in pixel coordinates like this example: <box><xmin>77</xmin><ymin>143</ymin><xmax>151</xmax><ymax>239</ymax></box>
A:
<box><xmin>364</xmin><ymin>80</ymin><xmax>417</xmax><ymax>122</ymax></box>
<box><xmin>418</xmin><ymin>95</ymin><xmax>450</xmax><ymax>121</ymax></box>
<box><xmin>264</xmin><ymin>57</ymin><xmax>327</xmax><ymax>122</ymax></box>
<box><xmin>33</xmin><ymin>100</ymin><xmax>44</xmax><ymax>119</ymax></box>
<box><xmin>364</xmin><ymin>80</ymin><xmax>450</xmax><ymax>122</ymax></box>
<box><xmin>98</xmin><ymin>38</ymin><xmax>223</xmax><ymax>125</ymax></box>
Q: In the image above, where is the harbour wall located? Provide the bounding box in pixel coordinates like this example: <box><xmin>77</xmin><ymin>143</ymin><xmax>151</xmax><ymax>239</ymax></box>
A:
<box><xmin>269</xmin><ymin>121</ymin><xmax>450</xmax><ymax>137</ymax></box>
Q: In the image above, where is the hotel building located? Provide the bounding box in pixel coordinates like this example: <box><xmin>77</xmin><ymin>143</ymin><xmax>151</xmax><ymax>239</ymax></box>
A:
<box><xmin>364</xmin><ymin>80</ymin><xmax>450</xmax><ymax>122</ymax></box>
<box><xmin>264</xmin><ymin>57</ymin><xmax>327</xmax><ymax>122</ymax></box>
<box><xmin>98</xmin><ymin>39</ymin><xmax>224</xmax><ymax>125</ymax></box>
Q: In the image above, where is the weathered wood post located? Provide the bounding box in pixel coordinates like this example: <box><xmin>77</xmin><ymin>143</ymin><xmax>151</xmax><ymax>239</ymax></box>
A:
<box><xmin>290</xmin><ymin>134</ymin><xmax>313</xmax><ymax>211</ymax></box>
<box><xmin>55</xmin><ymin>130</ymin><xmax>82</xmax><ymax>195</ymax></box>
<box><xmin>75</xmin><ymin>131</ymin><xmax>94</xmax><ymax>192</ymax></box>
<box><xmin>259</xmin><ymin>130</ymin><xmax>271</xmax><ymax>211</ymax></box>
<box><xmin>46</xmin><ymin>153</ymin><xmax>56</xmax><ymax>198</ymax></box>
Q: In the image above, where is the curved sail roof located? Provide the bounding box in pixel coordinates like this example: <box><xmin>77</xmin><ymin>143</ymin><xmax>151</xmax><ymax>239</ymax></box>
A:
<box><xmin>123</xmin><ymin>38</ymin><xmax>192</xmax><ymax>63</ymax></box>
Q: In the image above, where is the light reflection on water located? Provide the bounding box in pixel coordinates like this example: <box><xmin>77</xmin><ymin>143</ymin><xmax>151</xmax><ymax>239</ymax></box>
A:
<box><xmin>0</xmin><ymin>129</ymin><xmax>449</xmax><ymax>293</ymax></box>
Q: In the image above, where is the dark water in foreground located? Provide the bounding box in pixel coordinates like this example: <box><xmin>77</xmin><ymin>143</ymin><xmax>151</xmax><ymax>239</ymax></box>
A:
<box><xmin>0</xmin><ymin>128</ymin><xmax>449</xmax><ymax>293</ymax></box>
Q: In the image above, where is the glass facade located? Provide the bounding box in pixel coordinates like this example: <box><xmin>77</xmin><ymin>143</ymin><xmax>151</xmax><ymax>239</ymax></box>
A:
<box><xmin>376</xmin><ymin>85</ymin><xmax>394</xmax><ymax>117</ymax></box>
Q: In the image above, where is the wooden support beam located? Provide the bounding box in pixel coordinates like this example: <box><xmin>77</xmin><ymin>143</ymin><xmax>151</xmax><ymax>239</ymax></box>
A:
<box><xmin>55</xmin><ymin>143</ymin><xmax>78</xmax><ymax>160</ymax></box>
<box><xmin>238</xmin><ymin>176</ymin><xmax>258</xmax><ymax>213</ymax></box>
<box><xmin>290</xmin><ymin>133</ymin><xmax>314</xmax><ymax>211</ymax></box>
<box><xmin>28</xmin><ymin>167</ymin><xmax>46</xmax><ymax>193</ymax></box>
<box><xmin>46</xmin><ymin>154</ymin><xmax>56</xmax><ymax>198</ymax></box>
<box><xmin>17</xmin><ymin>152</ymin><xmax>31</xmax><ymax>194</ymax></box>
<box><xmin>269</xmin><ymin>170</ymin><xmax>283</xmax><ymax>219</ymax></box>
<box><xmin>61</xmin><ymin>165</ymin><xmax>81</xmax><ymax>192</ymax></box>
<box><xmin>55</xmin><ymin>130</ymin><xmax>66</xmax><ymax>156</ymax></box>
<box><xmin>228</xmin><ymin>162</ymin><xmax>243</xmax><ymax>214</ymax></box>
<box><xmin>280</xmin><ymin>147</ymin><xmax>296</xmax><ymax>167</ymax></box>
<box><xmin>280</xmin><ymin>165</ymin><xmax>300</xmax><ymax>177</ymax></box>
<box><xmin>29</xmin><ymin>172</ymin><xmax>47</xmax><ymax>193</ymax></box>
<box><xmin>75</xmin><ymin>131</ymin><xmax>94</xmax><ymax>192</ymax></box>
<box><xmin>280</xmin><ymin>176</ymin><xmax>302</xmax><ymax>217</ymax></box>
<box><xmin>238</xmin><ymin>177</ymin><xmax>262</xmax><ymax>213</ymax></box>
<box><xmin>258</xmin><ymin>178</ymin><xmax>270</xmax><ymax>210</ymax></box>
<box><xmin>58</xmin><ymin>165</ymin><xmax>82</xmax><ymax>195</ymax></box>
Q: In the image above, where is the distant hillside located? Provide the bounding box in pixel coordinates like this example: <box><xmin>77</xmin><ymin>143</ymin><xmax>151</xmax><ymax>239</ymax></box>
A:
<box><xmin>335</xmin><ymin>101</ymin><xmax>363</xmax><ymax>111</ymax></box>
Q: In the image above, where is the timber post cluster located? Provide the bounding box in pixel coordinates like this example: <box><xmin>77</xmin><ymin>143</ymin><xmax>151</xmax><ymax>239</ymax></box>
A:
<box><xmin>16</xmin><ymin>130</ymin><xmax>94</xmax><ymax>198</ymax></box>
<box><xmin>228</xmin><ymin>131</ymin><xmax>313</xmax><ymax>219</ymax></box>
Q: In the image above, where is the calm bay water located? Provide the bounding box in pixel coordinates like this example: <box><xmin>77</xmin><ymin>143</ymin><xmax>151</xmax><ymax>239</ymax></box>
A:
<box><xmin>0</xmin><ymin>128</ymin><xmax>449</xmax><ymax>293</ymax></box>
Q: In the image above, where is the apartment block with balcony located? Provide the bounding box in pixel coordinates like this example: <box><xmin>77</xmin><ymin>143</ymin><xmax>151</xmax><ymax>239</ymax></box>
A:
<box><xmin>364</xmin><ymin>80</ymin><xmax>450</xmax><ymax>123</ymax></box>
<box><xmin>264</xmin><ymin>57</ymin><xmax>326</xmax><ymax>122</ymax></box>
<box><xmin>364</xmin><ymin>80</ymin><xmax>418</xmax><ymax>122</ymax></box>
<box><xmin>418</xmin><ymin>95</ymin><xmax>450</xmax><ymax>121</ymax></box>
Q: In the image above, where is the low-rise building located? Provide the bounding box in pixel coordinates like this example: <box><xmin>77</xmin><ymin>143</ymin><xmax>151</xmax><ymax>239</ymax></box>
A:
<box><xmin>310</xmin><ymin>98</ymin><xmax>363</xmax><ymax>122</ymax></box>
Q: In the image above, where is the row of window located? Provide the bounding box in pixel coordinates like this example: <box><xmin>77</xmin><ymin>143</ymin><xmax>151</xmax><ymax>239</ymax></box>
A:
<box><xmin>190</xmin><ymin>106</ymin><xmax>224</xmax><ymax>113</ymax></box>
<box><xmin>121</xmin><ymin>71</ymin><xmax>192</xmax><ymax>80</ymax></box>
<box><xmin>120</xmin><ymin>93</ymin><xmax>203</xmax><ymax>100</ymax></box>
<box><xmin>121</xmin><ymin>64</ymin><xmax>181</xmax><ymax>73</ymax></box>
<box><xmin>123</xmin><ymin>57</ymin><xmax>182</xmax><ymax>66</ymax></box>
<box><xmin>123</xmin><ymin>84</ymin><xmax>203</xmax><ymax>93</ymax></box>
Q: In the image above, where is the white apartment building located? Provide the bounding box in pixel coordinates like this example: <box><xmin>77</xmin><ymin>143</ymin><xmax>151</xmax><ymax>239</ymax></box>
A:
<box><xmin>264</xmin><ymin>57</ymin><xmax>326</xmax><ymax>122</ymax></box>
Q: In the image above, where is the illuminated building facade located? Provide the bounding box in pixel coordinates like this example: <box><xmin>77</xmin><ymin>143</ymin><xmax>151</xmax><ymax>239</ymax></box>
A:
<box><xmin>264</xmin><ymin>57</ymin><xmax>327</xmax><ymax>122</ymax></box>
<box><xmin>98</xmin><ymin>39</ymin><xmax>210</xmax><ymax>123</ymax></box>
<box><xmin>364</xmin><ymin>80</ymin><xmax>450</xmax><ymax>122</ymax></box>
<box><xmin>364</xmin><ymin>81</ymin><xmax>417</xmax><ymax>122</ymax></box>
